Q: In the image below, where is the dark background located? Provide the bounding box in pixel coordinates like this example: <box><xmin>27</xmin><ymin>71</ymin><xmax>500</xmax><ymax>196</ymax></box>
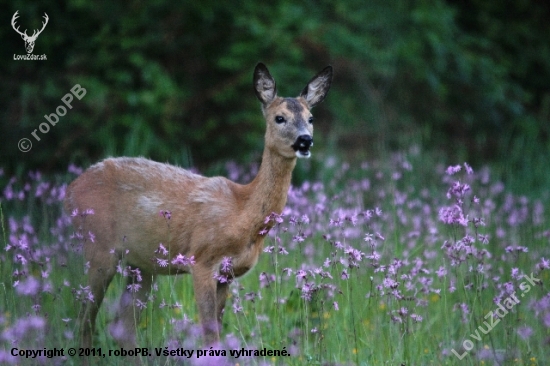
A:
<box><xmin>1</xmin><ymin>0</ymin><xmax>549</xmax><ymax>189</ymax></box>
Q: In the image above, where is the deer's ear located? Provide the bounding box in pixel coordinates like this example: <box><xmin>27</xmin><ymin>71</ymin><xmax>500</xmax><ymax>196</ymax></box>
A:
<box><xmin>300</xmin><ymin>66</ymin><xmax>333</xmax><ymax>108</ymax></box>
<box><xmin>253</xmin><ymin>63</ymin><xmax>277</xmax><ymax>106</ymax></box>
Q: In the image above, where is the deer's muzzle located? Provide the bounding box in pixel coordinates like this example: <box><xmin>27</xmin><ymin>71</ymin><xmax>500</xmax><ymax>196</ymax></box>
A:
<box><xmin>292</xmin><ymin>135</ymin><xmax>313</xmax><ymax>158</ymax></box>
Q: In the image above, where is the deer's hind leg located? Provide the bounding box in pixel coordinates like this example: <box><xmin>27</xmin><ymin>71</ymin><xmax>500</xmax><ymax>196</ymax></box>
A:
<box><xmin>78</xmin><ymin>245</ymin><xmax>118</xmax><ymax>357</ymax></box>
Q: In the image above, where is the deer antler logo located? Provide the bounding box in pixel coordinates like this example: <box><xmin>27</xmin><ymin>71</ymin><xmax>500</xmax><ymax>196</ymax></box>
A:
<box><xmin>11</xmin><ymin>11</ymin><xmax>49</xmax><ymax>54</ymax></box>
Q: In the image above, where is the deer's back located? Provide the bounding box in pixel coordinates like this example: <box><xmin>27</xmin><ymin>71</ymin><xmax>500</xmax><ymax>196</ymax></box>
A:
<box><xmin>64</xmin><ymin>157</ymin><xmax>246</xmax><ymax>272</ymax></box>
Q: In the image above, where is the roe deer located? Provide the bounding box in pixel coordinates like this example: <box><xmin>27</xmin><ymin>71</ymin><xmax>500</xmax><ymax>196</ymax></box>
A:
<box><xmin>64</xmin><ymin>63</ymin><xmax>332</xmax><ymax>351</ymax></box>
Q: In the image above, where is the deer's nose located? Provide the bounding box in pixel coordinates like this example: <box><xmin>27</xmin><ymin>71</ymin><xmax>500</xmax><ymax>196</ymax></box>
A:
<box><xmin>295</xmin><ymin>135</ymin><xmax>313</xmax><ymax>149</ymax></box>
<box><xmin>292</xmin><ymin>135</ymin><xmax>314</xmax><ymax>158</ymax></box>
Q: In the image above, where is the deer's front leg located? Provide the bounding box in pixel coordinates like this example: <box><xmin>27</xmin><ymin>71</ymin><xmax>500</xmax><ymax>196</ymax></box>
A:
<box><xmin>192</xmin><ymin>264</ymin><xmax>219</xmax><ymax>345</ymax></box>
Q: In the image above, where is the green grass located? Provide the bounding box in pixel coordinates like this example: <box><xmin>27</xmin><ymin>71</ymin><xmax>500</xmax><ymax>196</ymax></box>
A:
<box><xmin>1</xmin><ymin>151</ymin><xmax>549</xmax><ymax>365</ymax></box>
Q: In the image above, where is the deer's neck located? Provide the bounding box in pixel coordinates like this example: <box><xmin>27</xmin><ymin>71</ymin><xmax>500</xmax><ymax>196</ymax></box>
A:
<box><xmin>244</xmin><ymin>148</ymin><xmax>296</xmax><ymax>225</ymax></box>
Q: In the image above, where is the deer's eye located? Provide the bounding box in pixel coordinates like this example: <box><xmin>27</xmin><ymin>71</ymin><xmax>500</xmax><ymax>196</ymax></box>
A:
<box><xmin>275</xmin><ymin>116</ymin><xmax>286</xmax><ymax>124</ymax></box>
<box><xmin>308</xmin><ymin>116</ymin><xmax>314</xmax><ymax>124</ymax></box>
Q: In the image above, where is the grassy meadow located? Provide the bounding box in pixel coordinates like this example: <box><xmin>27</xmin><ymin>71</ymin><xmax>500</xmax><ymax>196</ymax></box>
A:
<box><xmin>1</xmin><ymin>148</ymin><xmax>549</xmax><ymax>365</ymax></box>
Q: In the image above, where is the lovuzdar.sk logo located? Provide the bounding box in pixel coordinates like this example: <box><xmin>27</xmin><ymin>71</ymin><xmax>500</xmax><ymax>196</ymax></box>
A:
<box><xmin>12</xmin><ymin>10</ymin><xmax>48</xmax><ymax>60</ymax></box>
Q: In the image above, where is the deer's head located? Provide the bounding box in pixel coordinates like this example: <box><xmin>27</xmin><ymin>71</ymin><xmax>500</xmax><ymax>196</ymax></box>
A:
<box><xmin>253</xmin><ymin>63</ymin><xmax>332</xmax><ymax>159</ymax></box>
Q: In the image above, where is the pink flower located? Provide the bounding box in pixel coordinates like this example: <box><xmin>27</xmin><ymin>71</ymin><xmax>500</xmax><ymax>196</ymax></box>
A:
<box><xmin>156</xmin><ymin>243</ymin><xmax>168</xmax><ymax>256</ymax></box>
<box><xmin>214</xmin><ymin>273</ymin><xmax>229</xmax><ymax>283</ymax></box>
<box><xmin>16</xmin><ymin>276</ymin><xmax>40</xmax><ymax>296</ymax></box>
<box><xmin>244</xmin><ymin>292</ymin><xmax>257</xmax><ymax>302</ymax></box>
<box><xmin>259</xmin><ymin>272</ymin><xmax>274</xmax><ymax>288</ymax></box>
<box><xmin>221</xmin><ymin>257</ymin><xmax>233</xmax><ymax>272</ymax></box>
<box><xmin>232</xmin><ymin>302</ymin><xmax>243</xmax><ymax>313</ymax></box>
<box><xmin>464</xmin><ymin>162</ymin><xmax>474</xmax><ymax>175</ymax></box>
<box><xmin>292</xmin><ymin>234</ymin><xmax>305</xmax><ymax>242</ymax></box>
<box><xmin>517</xmin><ymin>326</ymin><xmax>533</xmax><ymax>340</ymax></box>
<box><xmin>446</xmin><ymin>165</ymin><xmax>461</xmax><ymax>175</ymax></box>
<box><xmin>296</xmin><ymin>270</ymin><xmax>308</xmax><ymax>281</ymax></box>
<box><xmin>159</xmin><ymin>210</ymin><xmax>171</xmax><ymax>220</ymax></box>
<box><xmin>383</xmin><ymin>277</ymin><xmax>399</xmax><ymax>289</ymax></box>
<box><xmin>127</xmin><ymin>283</ymin><xmax>142</xmax><ymax>293</ymax></box>
<box><xmin>171</xmin><ymin>254</ymin><xmax>195</xmax><ymax>266</ymax></box>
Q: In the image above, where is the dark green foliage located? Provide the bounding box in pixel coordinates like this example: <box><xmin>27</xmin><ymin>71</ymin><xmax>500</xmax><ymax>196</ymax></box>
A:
<box><xmin>1</xmin><ymin>0</ymin><xmax>549</xmax><ymax>177</ymax></box>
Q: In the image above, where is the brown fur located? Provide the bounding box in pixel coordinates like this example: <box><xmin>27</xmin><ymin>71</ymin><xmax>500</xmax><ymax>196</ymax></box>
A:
<box><xmin>64</xmin><ymin>63</ymin><xmax>332</xmax><ymax>351</ymax></box>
